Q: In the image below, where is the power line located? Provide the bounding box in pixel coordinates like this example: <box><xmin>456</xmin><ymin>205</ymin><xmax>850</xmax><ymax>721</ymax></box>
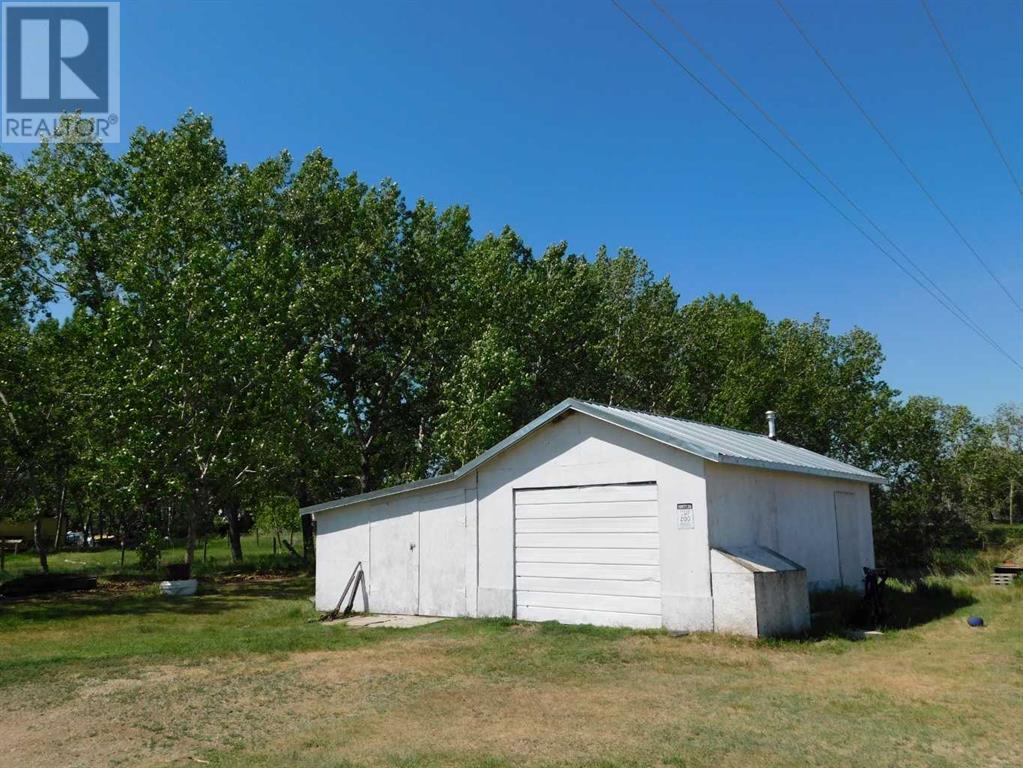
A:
<box><xmin>773</xmin><ymin>0</ymin><xmax>1023</xmax><ymax>315</ymax></box>
<box><xmin>647</xmin><ymin>0</ymin><xmax>1014</xmax><ymax>368</ymax></box>
<box><xmin>920</xmin><ymin>0</ymin><xmax>1023</xmax><ymax>199</ymax></box>
<box><xmin>607</xmin><ymin>0</ymin><xmax>1023</xmax><ymax>370</ymax></box>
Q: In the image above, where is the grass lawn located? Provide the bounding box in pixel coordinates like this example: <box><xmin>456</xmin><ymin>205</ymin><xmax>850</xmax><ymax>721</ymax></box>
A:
<box><xmin>0</xmin><ymin>533</ymin><xmax>297</xmax><ymax>583</ymax></box>
<box><xmin>0</xmin><ymin>572</ymin><xmax>1019</xmax><ymax>768</ymax></box>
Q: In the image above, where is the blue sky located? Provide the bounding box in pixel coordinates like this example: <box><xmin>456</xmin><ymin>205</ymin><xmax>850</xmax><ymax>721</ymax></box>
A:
<box><xmin>8</xmin><ymin>0</ymin><xmax>1022</xmax><ymax>414</ymax></box>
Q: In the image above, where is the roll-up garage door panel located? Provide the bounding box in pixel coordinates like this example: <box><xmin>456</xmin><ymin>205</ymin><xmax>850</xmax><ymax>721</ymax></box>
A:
<box><xmin>516</xmin><ymin>591</ymin><xmax>660</xmax><ymax>614</ymax></box>
<box><xmin>516</xmin><ymin>576</ymin><xmax>661</xmax><ymax>597</ymax></box>
<box><xmin>515</xmin><ymin>516</ymin><xmax>658</xmax><ymax>533</ymax></box>
<box><xmin>519</xmin><ymin>606</ymin><xmax>662</xmax><ymax>629</ymax></box>
<box><xmin>515</xmin><ymin>532</ymin><xmax>659</xmax><ymax>549</ymax></box>
<box><xmin>514</xmin><ymin>547</ymin><xmax>660</xmax><ymax>565</ymax></box>
<box><xmin>514</xmin><ymin>483</ymin><xmax>658</xmax><ymax>505</ymax></box>
<box><xmin>515</xmin><ymin>561</ymin><xmax>660</xmax><ymax>580</ymax></box>
<box><xmin>513</xmin><ymin>483</ymin><xmax>661</xmax><ymax>628</ymax></box>
<box><xmin>515</xmin><ymin>501</ymin><xmax>662</xmax><ymax>519</ymax></box>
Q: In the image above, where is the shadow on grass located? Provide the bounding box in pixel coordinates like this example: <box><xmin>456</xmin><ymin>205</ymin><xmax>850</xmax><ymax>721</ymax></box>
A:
<box><xmin>0</xmin><ymin>577</ymin><xmax>313</xmax><ymax>623</ymax></box>
<box><xmin>200</xmin><ymin>577</ymin><xmax>313</xmax><ymax>600</ymax></box>
<box><xmin>810</xmin><ymin>578</ymin><xmax>976</xmax><ymax>635</ymax></box>
<box><xmin>884</xmin><ymin>580</ymin><xmax>977</xmax><ymax>628</ymax></box>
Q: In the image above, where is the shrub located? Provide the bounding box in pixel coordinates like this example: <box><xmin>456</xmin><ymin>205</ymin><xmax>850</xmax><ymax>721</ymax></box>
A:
<box><xmin>136</xmin><ymin>529</ymin><xmax>163</xmax><ymax>572</ymax></box>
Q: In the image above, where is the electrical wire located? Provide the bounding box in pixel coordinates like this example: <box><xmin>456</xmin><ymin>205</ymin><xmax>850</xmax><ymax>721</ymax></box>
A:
<box><xmin>608</xmin><ymin>0</ymin><xmax>1023</xmax><ymax>370</ymax></box>
<box><xmin>649</xmin><ymin>0</ymin><xmax>1013</xmax><ymax>367</ymax></box>
<box><xmin>774</xmin><ymin>0</ymin><xmax>1023</xmax><ymax>315</ymax></box>
<box><xmin>920</xmin><ymin>0</ymin><xmax>1023</xmax><ymax>199</ymax></box>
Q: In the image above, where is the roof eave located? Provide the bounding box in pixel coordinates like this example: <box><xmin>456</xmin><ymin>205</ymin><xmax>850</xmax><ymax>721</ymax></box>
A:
<box><xmin>300</xmin><ymin>472</ymin><xmax>458</xmax><ymax>516</ymax></box>
<box><xmin>301</xmin><ymin>398</ymin><xmax>886</xmax><ymax>516</ymax></box>
<box><xmin>571</xmin><ymin>402</ymin><xmax>884</xmax><ymax>483</ymax></box>
<box><xmin>566</xmin><ymin>400</ymin><xmax>721</xmax><ymax>462</ymax></box>
<box><xmin>715</xmin><ymin>454</ymin><xmax>885</xmax><ymax>484</ymax></box>
<box><xmin>301</xmin><ymin>399</ymin><xmax>580</xmax><ymax>516</ymax></box>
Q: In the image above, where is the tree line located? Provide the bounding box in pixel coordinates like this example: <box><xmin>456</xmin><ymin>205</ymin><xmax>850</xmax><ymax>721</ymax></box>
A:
<box><xmin>1</xmin><ymin>114</ymin><xmax>1020</xmax><ymax>571</ymax></box>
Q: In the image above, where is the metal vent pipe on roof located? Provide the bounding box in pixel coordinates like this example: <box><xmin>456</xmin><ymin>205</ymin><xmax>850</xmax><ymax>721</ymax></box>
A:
<box><xmin>766</xmin><ymin>410</ymin><xmax>777</xmax><ymax>440</ymax></box>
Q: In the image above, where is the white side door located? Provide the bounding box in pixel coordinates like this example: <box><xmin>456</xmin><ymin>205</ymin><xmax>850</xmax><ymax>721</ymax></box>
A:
<box><xmin>418</xmin><ymin>491</ymin><xmax>469</xmax><ymax>617</ymax></box>
<box><xmin>834</xmin><ymin>491</ymin><xmax>865</xmax><ymax>590</ymax></box>
<box><xmin>368</xmin><ymin>504</ymin><xmax>419</xmax><ymax>614</ymax></box>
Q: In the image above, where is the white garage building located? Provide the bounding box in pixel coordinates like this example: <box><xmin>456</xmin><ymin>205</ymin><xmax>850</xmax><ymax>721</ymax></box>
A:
<box><xmin>303</xmin><ymin>399</ymin><xmax>883</xmax><ymax>636</ymax></box>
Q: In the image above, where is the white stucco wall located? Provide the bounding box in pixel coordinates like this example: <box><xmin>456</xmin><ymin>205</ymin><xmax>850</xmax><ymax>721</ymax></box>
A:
<box><xmin>314</xmin><ymin>415</ymin><xmax>877</xmax><ymax>631</ymax></box>
<box><xmin>704</xmin><ymin>463</ymin><xmax>875</xmax><ymax>591</ymax></box>
<box><xmin>315</xmin><ymin>412</ymin><xmax>713</xmax><ymax>631</ymax></box>
<box><xmin>475</xmin><ymin>412</ymin><xmax>712</xmax><ymax>631</ymax></box>
<box><xmin>754</xmin><ymin>570</ymin><xmax>811</xmax><ymax>637</ymax></box>
<box><xmin>313</xmin><ymin>475</ymin><xmax>477</xmax><ymax>614</ymax></box>
<box><xmin>709</xmin><ymin>550</ymin><xmax>759</xmax><ymax>635</ymax></box>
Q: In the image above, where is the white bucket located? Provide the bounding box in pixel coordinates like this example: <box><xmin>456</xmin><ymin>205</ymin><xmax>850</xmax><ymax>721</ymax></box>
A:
<box><xmin>159</xmin><ymin>579</ymin><xmax>198</xmax><ymax>597</ymax></box>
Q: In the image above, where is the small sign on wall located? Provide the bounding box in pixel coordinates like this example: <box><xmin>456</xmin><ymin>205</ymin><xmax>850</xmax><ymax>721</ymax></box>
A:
<box><xmin>677</xmin><ymin>503</ymin><xmax>694</xmax><ymax>530</ymax></box>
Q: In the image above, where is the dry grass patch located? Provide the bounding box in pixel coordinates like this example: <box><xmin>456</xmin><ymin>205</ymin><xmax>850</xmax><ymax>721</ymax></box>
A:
<box><xmin>0</xmin><ymin>576</ymin><xmax>1019</xmax><ymax>768</ymax></box>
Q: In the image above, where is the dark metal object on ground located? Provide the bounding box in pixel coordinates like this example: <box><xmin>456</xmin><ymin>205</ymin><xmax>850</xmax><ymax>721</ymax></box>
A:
<box><xmin>166</xmin><ymin>562</ymin><xmax>191</xmax><ymax>581</ymax></box>
<box><xmin>862</xmin><ymin>567</ymin><xmax>888</xmax><ymax>628</ymax></box>
<box><xmin>321</xmin><ymin>561</ymin><xmax>366</xmax><ymax>622</ymax></box>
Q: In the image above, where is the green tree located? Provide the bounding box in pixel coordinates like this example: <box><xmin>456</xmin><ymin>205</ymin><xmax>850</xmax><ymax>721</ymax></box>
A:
<box><xmin>0</xmin><ymin>151</ymin><xmax>68</xmax><ymax>570</ymax></box>
<box><xmin>434</xmin><ymin>328</ymin><xmax>535</xmax><ymax>469</ymax></box>
<box><xmin>284</xmin><ymin>151</ymin><xmax>473</xmax><ymax>492</ymax></box>
<box><xmin>867</xmin><ymin>396</ymin><xmax>985</xmax><ymax>564</ymax></box>
<box><xmin>3</xmin><ymin>112</ymin><xmax>1016</xmax><ymax>576</ymax></box>
<box><xmin>254</xmin><ymin>496</ymin><xmax>301</xmax><ymax>553</ymax></box>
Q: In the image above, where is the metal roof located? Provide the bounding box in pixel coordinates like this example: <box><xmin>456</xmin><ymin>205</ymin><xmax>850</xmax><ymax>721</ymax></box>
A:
<box><xmin>578</xmin><ymin>401</ymin><xmax>885</xmax><ymax>485</ymax></box>
<box><xmin>302</xmin><ymin>398</ymin><xmax>884</xmax><ymax>516</ymax></box>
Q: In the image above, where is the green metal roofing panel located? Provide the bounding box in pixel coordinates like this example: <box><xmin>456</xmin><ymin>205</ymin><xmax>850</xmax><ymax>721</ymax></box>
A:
<box><xmin>302</xmin><ymin>398</ymin><xmax>884</xmax><ymax>515</ymax></box>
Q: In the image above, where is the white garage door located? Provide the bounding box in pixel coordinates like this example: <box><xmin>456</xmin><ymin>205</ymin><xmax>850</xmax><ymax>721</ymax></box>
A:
<box><xmin>514</xmin><ymin>482</ymin><xmax>661</xmax><ymax>629</ymax></box>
